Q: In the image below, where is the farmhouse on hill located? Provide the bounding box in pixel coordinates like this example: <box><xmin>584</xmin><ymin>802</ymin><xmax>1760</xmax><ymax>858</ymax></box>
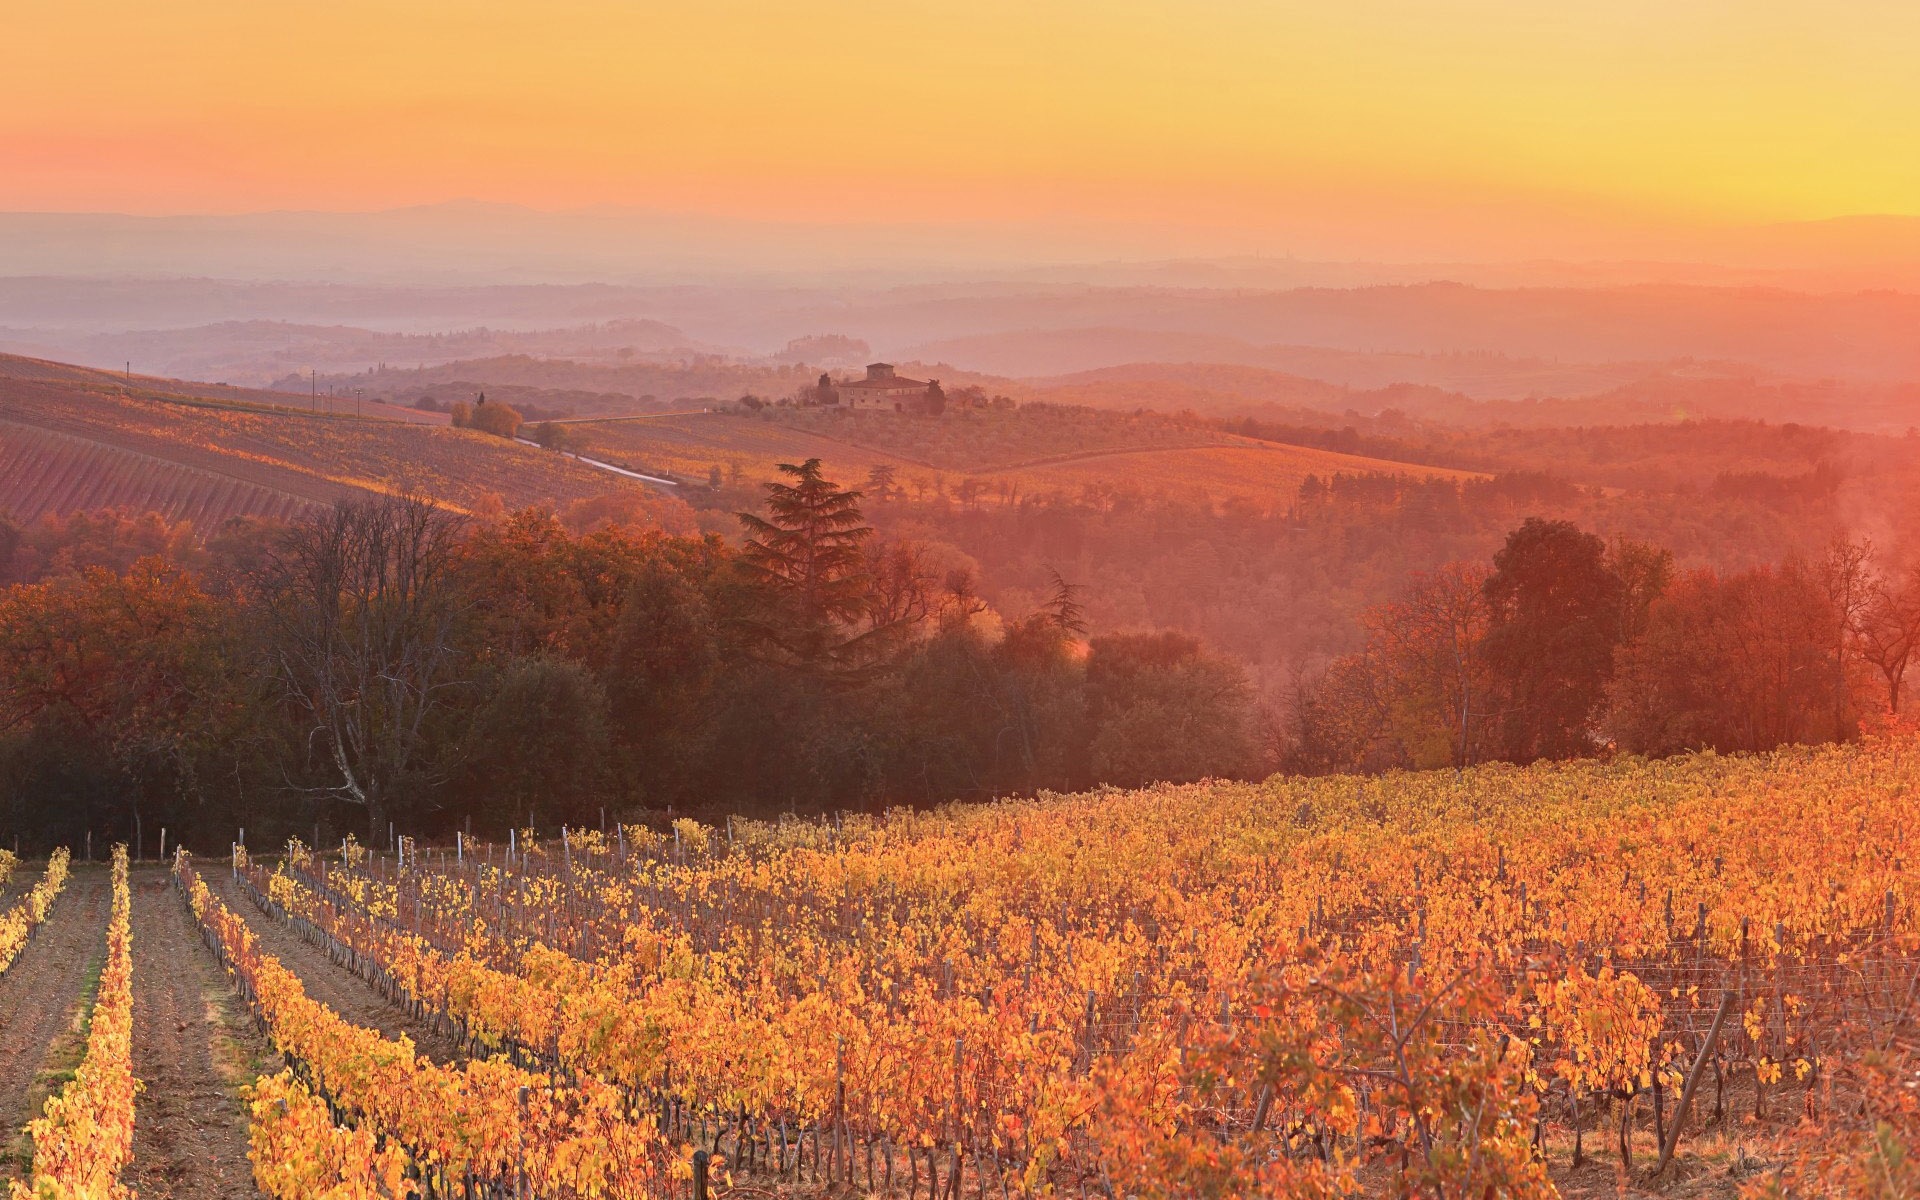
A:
<box><xmin>834</xmin><ymin>362</ymin><xmax>940</xmax><ymax>412</ymax></box>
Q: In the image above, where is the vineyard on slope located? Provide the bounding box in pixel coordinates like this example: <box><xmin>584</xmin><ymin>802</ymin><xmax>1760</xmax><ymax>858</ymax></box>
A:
<box><xmin>236</xmin><ymin>739</ymin><xmax>1919</xmax><ymax>1197</ymax></box>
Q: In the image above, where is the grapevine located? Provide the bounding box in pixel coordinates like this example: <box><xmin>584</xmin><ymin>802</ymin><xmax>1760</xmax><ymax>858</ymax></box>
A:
<box><xmin>13</xmin><ymin>844</ymin><xmax>136</xmax><ymax>1200</ymax></box>
<box><xmin>176</xmin><ymin>851</ymin><xmax>673</xmax><ymax>1198</ymax></box>
<box><xmin>0</xmin><ymin>848</ymin><xmax>73</xmax><ymax>976</ymax></box>
<box><xmin>261</xmin><ymin>739</ymin><xmax>1920</xmax><ymax>1192</ymax></box>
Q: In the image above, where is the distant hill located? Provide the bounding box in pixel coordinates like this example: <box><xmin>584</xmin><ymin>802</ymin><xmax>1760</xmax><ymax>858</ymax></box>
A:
<box><xmin>997</xmin><ymin>345</ymin><xmax>1663</xmax><ymax>403</ymax></box>
<box><xmin>897</xmin><ymin>284</ymin><xmax>1920</xmax><ymax>387</ymax></box>
<box><xmin>1019</xmin><ymin>360</ymin><xmax>1920</xmax><ymax>434</ymax></box>
<box><xmin>0</xmin><ymin>317</ymin><xmax>698</xmax><ymax>389</ymax></box>
<box><xmin>0</xmin><ymin>354</ymin><xmax>693</xmax><ymax>530</ymax></box>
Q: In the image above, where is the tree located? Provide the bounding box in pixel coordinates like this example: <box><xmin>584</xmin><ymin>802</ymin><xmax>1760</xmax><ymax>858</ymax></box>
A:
<box><xmin>1373</xmin><ymin>562</ymin><xmax>1495</xmax><ymax>769</ymax></box>
<box><xmin>468</xmin><ymin>395</ymin><xmax>523</xmax><ymax>439</ymax></box>
<box><xmin>1286</xmin><ymin>649</ymin><xmax>1395</xmax><ymax>774</ymax></box>
<box><xmin>1855</xmin><ymin>565</ymin><xmax>1920</xmax><ymax>714</ymax></box>
<box><xmin>863</xmin><ymin>464</ymin><xmax>898</xmax><ymax>503</ymax></box>
<box><xmin>1608</xmin><ymin>538</ymin><xmax>1673</xmax><ymax>644</ymax></box>
<box><xmin>864</xmin><ymin>539</ymin><xmax>941</xmax><ymax>634</ymax></box>
<box><xmin>1481</xmin><ymin>519</ymin><xmax>1625</xmax><ymax>762</ymax></box>
<box><xmin>735</xmin><ymin>459</ymin><xmax>885</xmax><ymax>674</ymax></box>
<box><xmin>981</xmin><ymin>571</ymin><xmax>1092</xmax><ymax>789</ymax></box>
<box><xmin>0</xmin><ymin>558</ymin><xmax>238</xmax><ymax>851</ymax></box>
<box><xmin>532</xmin><ymin>420</ymin><xmax>570</xmax><ymax>451</ymax></box>
<box><xmin>1084</xmin><ymin>632</ymin><xmax>1257</xmax><ymax>787</ymax></box>
<box><xmin>605</xmin><ymin>556</ymin><xmax>723</xmax><ymax>807</ymax></box>
<box><xmin>463</xmin><ymin>658</ymin><xmax>611</xmax><ymax>830</ymax></box>
<box><xmin>1819</xmin><ymin>537</ymin><xmax>1875</xmax><ymax>738</ymax></box>
<box><xmin>1606</xmin><ymin>563</ymin><xmax>1849</xmax><ymax>755</ymax></box>
<box><xmin>1294</xmin><ymin>563</ymin><xmax>1495</xmax><ymax>773</ymax></box>
<box><xmin>251</xmin><ymin>495</ymin><xmax>469</xmax><ymax>837</ymax></box>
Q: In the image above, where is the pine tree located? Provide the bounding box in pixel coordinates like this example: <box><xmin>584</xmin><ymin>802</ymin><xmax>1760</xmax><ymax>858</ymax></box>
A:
<box><xmin>736</xmin><ymin>459</ymin><xmax>879</xmax><ymax>672</ymax></box>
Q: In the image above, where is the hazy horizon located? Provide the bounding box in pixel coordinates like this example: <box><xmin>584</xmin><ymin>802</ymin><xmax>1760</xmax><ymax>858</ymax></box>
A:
<box><xmin>7</xmin><ymin>201</ymin><xmax>1920</xmax><ymax>289</ymax></box>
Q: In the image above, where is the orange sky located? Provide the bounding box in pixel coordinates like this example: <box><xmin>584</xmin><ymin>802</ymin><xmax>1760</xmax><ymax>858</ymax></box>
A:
<box><xmin>8</xmin><ymin>1</ymin><xmax>1920</xmax><ymax>257</ymax></box>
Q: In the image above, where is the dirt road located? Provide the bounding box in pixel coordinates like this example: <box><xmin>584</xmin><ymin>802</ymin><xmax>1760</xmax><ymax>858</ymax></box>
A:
<box><xmin>128</xmin><ymin>867</ymin><xmax>272</xmax><ymax>1199</ymax></box>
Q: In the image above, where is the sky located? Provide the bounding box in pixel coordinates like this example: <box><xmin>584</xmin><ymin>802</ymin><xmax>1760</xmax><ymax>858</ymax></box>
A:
<box><xmin>8</xmin><ymin>1</ymin><xmax>1920</xmax><ymax>262</ymax></box>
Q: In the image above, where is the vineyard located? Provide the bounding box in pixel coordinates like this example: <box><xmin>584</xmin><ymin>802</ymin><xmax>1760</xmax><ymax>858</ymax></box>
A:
<box><xmin>1</xmin><ymin>741</ymin><xmax>1917</xmax><ymax>1196</ymax></box>
<box><xmin>567</xmin><ymin>409</ymin><xmax>1478</xmax><ymax>505</ymax></box>
<box><xmin>0</xmin><ymin>354</ymin><xmax>689</xmax><ymax>530</ymax></box>
<box><xmin>0</xmin><ymin>423</ymin><xmax>317</xmax><ymax>526</ymax></box>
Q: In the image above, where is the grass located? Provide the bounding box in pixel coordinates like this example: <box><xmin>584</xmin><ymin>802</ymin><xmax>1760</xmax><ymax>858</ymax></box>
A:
<box><xmin>2</xmin><ymin>943</ymin><xmax>105</xmax><ymax>1177</ymax></box>
<box><xmin>204</xmin><ymin>982</ymin><xmax>277</xmax><ymax>1093</ymax></box>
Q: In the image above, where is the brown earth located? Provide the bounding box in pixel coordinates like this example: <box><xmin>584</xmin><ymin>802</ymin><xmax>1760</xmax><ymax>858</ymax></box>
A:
<box><xmin>208</xmin><ymin>869</ymin><xmax>464</xmax><ymax>1064</ymax></box>
<box><xmin>128</xmin><ymin>866</ymin><xmax>275</xmax><ymax>1199</ymax></box>
<box><xmin>0</xmin><ymin>865</ymin><xmax>108</xmax><ymax>1183</ymax></box>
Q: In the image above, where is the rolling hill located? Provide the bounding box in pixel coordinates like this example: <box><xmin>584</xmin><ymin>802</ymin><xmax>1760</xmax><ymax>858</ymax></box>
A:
<box><xmin>0</xmin><ymin>353</ymin><xmax>692</xmax><ymax>530</ymax></box>
<box><xmin>566</xmin><ymin>404</ymin><xmax>1482</xmax><ymax>506</ymax></box>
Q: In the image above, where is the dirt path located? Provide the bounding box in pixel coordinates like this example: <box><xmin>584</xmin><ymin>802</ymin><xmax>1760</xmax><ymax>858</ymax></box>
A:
<box><xmin>208</xmin><ymin>870</ymin><xmax>464</xmax><ymax>1064</ymax></box>
<box><xmin>0</xmin><ymin>865</ymin><xmax>108</xmax><ymax>1181</ymax></box>
<box><xmin>129</xmin><ymin>867</ymin><xmax>272</xmax><ymax>1199</ymax></box>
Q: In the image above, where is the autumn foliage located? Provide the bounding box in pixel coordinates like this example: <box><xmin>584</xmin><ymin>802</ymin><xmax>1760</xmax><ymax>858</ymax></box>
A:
<box><xmin>0</xmin><ymin>848</ymin><xmax>72</xmax><ymax>976</ymax></box>
<box><xmin>219</xmin><ymin>737</ymin><xmax>1917</xmax><ymax>1195</ymax></box>
<box><xmin>13</xmin><ymin>844</ymin><xmax>135</xmax><ymax>1200</ymax></box>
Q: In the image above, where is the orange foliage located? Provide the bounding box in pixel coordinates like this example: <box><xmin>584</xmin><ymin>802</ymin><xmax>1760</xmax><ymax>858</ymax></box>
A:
<box><xmin>13</xmin><ymin>846</ymin><xmax>135</xmax><ymax>1200</ymax></box>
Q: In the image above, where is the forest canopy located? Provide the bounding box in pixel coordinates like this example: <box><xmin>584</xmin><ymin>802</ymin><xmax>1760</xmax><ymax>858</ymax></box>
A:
<box><xmin>2</xmin><ymin>443</ymin><xmax>1910</xmax><ymax>853</ymax></box>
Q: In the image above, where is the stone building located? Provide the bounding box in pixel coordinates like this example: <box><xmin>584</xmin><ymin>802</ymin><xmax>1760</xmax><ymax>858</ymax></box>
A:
<box><xmin>835</xmin><ymin>363</ymin><xmax>933</xmax><ymax>412</ymax></box>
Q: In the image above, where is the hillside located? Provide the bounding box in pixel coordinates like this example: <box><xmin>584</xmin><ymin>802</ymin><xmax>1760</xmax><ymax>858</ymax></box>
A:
<box><xmin>0</xmin><ymin>316</ymin><xmax>698</xmax><ymax>389</ymax></box>
<box><xmin>567</xmin><ymin>404</ymin><xmax>1482</xmax><ymax>504</ymax></box>
<box><xmin>306</xmin><ymin>354</ymin><xmax>824</xmax><ymax>418</ymax></box>
<box><xmin>0</xmin><ymin>353</ymin><xmax>691</xmax><ymax>529</ymax></box>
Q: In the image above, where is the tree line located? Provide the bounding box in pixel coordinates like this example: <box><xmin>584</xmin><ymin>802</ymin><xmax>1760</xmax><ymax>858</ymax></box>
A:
<box><xmin>0</xmin><ymin>461</ymin><xmax>1257</xmax><ymax>851</ymax></box>
<box><xmin>1286</xmin><ymin>517</ymin><xmax>1918</xmax><ymax>772</ymax></box>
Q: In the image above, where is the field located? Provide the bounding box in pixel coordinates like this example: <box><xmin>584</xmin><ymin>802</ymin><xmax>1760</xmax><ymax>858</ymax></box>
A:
<box><xmin>569</xmin><ymin>411</ymin><xmax>910</xmax><ymax>489</ymax></box>
<box><xmin>2</xmin><ymin>740</ymin><xmax>1914</xmax><ymax>1196</ymax></box>
<box><xmin>0</xmin><ymin>353</ymin><xmax>688</xmax><ymax>530</ymax></box>
<box><xmin>569</xmin><ymin>406</ymin><xmax>1481</xmax><ymax>505</ymax></box>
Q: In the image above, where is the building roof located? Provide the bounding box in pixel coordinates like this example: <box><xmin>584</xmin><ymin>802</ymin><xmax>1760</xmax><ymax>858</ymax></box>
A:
<box><xmin>839</xmin><ymin>374</ymin><xmax>930</xmax><ymax>389</ymax></box>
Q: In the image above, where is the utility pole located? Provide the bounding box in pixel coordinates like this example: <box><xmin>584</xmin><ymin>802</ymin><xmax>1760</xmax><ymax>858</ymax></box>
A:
<box><xmin>311</xmin><ymin>368</ymin><xmax>317</xmax><ymax>413</ymax></box>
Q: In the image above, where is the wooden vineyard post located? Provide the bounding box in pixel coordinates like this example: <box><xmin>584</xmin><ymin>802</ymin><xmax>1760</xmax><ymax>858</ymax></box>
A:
<box><xmin>693</xmin><ymin>1149</ymin><xmax>711</xmax><ymax>1200</ymax></box>
<box><xmin>950</xmin><ymin>1035</ymin><xmax>966</xmax><ymax>1200</ymax></box>
<box><xmin>834</xmin><ymin>1037</ymin><xmax>846</xmax><ymax>1184</ymax></box>
<box><xmin>1656</xmin><ymin>988</ymin><xmax>1736</xmax><ymax>1176</ymax></box>
<box><xmin>1571</xmin><ymin>1089</ymin><xmax>1582</xmax><ymax>1168</ymax></box>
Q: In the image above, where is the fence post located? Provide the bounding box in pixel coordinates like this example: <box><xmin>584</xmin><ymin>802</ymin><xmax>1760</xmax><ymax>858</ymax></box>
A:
<box><xmin>693</xmin><ymin>1149</ymin><xmax>711</xmax><ymax>1200</ymax></box>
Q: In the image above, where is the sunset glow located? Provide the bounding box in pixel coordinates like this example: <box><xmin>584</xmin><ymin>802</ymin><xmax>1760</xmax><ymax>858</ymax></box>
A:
<box><xmin>10</xmin><ymin>0</ymin><xmax>1920</xmax><ymax>248</ymax></box>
